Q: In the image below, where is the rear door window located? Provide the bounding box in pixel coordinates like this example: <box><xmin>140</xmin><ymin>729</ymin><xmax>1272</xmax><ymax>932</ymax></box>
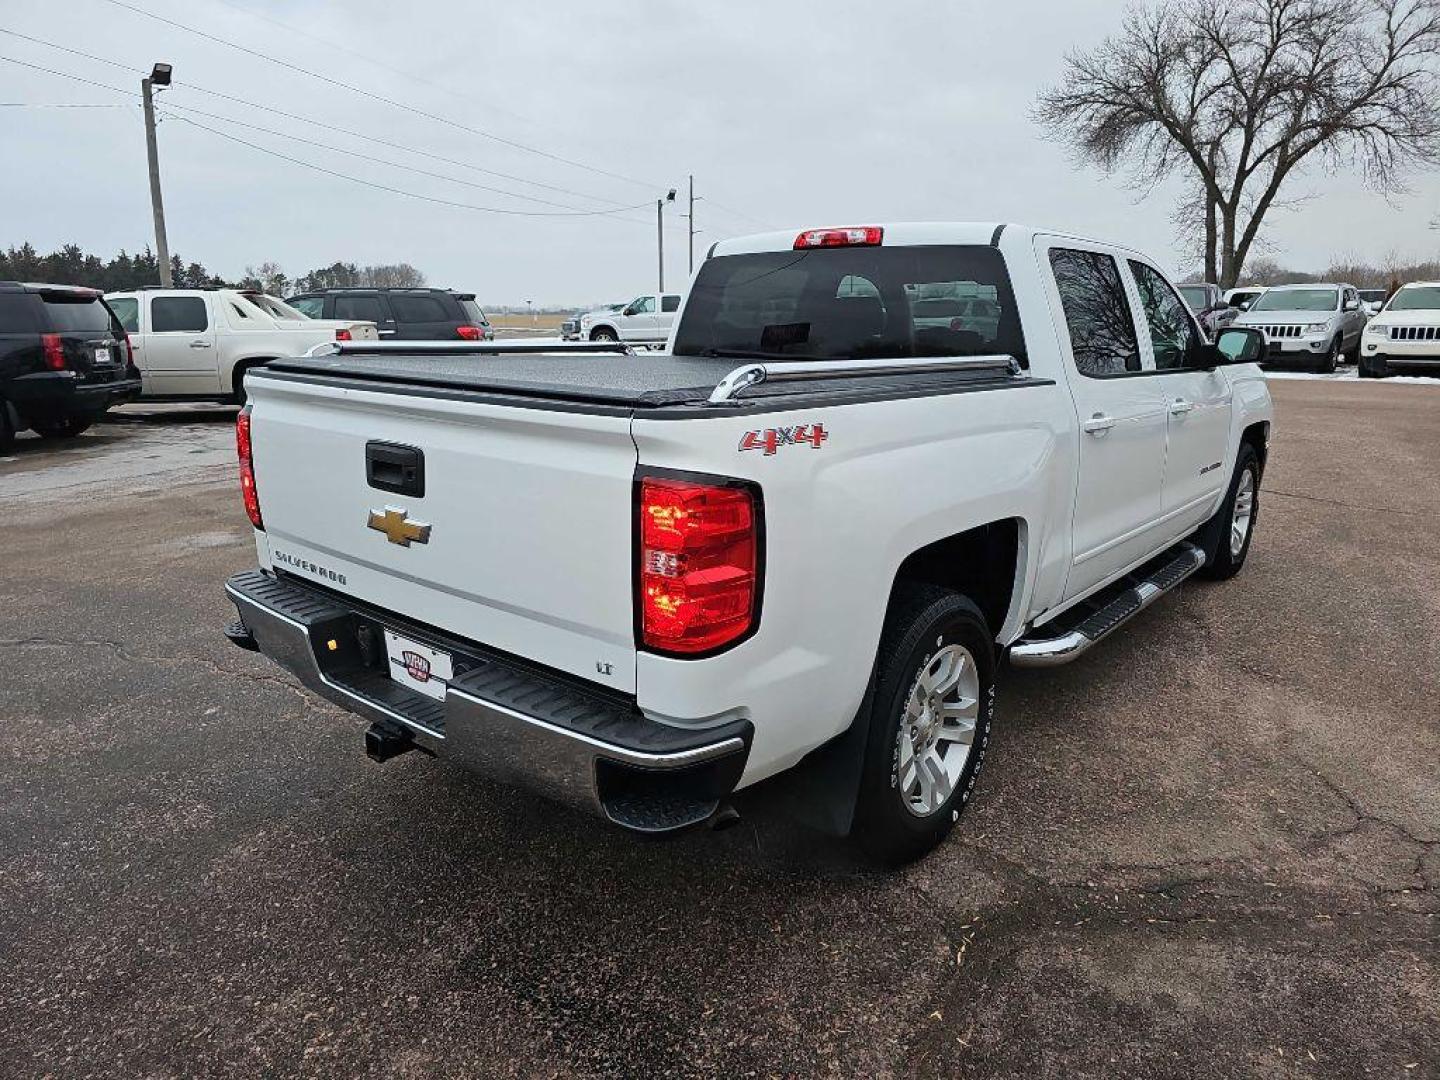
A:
<box><xmin>674</xmin><ymin>245</ymin><xmax>1026</xmax><ymax>362</ymax></box>
<box><xmin>333</xmin><ymin>294</ymin><xmax>388</xmax><ymax>323</ymax></box>
<box><xmin>107</xmin><ymin>296</ymin><xmax>139</xmax><ymax>333</ymax></box>
<box><xmin>661</xmin><ymin>294</ymin><xmax>681</xmax><ymax>313</ymax></box>
<box><xmin>389</xmin><ymin>294</ymin><xmax>451</xmax><ymax>323</ymax></box>
<box><xmin>1047</xmin><ymin>248</ymin><xmax>1141</xmax><ymax>376</ymax></box>
<box><xmin>150</xmin><ymin>296</ymin><xmax>209</xmax><ymax>333</ymax></box>
<box><xmin>42</xmin><ymin>294</ymin><xmax>115</xmax><ymax>334</ymax></box>
<box><xmin>0</xmin><ymin>294</ymin><xmax>40</xmax><ymax>333</ymax></box>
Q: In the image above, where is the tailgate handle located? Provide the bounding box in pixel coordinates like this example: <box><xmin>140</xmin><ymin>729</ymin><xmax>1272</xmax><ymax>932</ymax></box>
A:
<box><xmin>366</xmin><ymin>441</ymin><xmax>425</xmax><ymax>497</ymax></box>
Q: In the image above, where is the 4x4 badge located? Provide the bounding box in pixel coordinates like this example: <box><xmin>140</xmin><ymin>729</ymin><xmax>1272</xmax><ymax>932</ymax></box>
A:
<box><xmin>739</xmin><ymin>423</ymin><xmax>829</xmax><ymax>456</ymax></box>
<box><xmin>367</xmin><ymin>507</ymin><xmax>431</xmax><ymax>547</ymax></box>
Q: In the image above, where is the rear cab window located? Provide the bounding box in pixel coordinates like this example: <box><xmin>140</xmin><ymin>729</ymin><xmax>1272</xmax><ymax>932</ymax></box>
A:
<box><xmin>287</xmin><ymin>296</ymin><xmax>325</xmax><ymax>318</ymax></box>
<box><xmin>673</xmin><ymin>245</ymin><xmax>1027</xmax><ymax>363</ymax></box>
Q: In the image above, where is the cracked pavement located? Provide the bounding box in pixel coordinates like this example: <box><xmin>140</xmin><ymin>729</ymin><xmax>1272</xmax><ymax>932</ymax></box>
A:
<box><xmin>1</xmin><ymin>381</ymin><xmax>1436</xmax><ymax>1078</ymax></box>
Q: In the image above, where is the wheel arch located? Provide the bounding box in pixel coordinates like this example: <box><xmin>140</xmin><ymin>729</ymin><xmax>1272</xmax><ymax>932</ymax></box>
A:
<box><xmin>1240</xmin><ymin>420</ymin><xmax>1269</xmax><ymax>478</ymax></box>
<box><xmin>228</xmin><ymin>355</ymin><xmax>278</xmax><ymax>397</ymax></box>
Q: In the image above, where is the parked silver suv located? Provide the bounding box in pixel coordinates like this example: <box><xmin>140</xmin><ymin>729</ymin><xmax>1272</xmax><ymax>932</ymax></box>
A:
<box><xmin>1233</xmin><ymin>283</ymin><xmax>1367</xmax><ymax>373</ymax></box>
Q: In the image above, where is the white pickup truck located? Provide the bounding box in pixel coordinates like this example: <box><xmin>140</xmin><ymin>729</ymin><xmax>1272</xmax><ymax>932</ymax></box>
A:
<box><xmin>105</xmin><ymin>288</ymin><xmax>377</xmax><ymax>402</ymax></box>
<box><xmin>223</xmin><ymin>222</ymin><xmax>1273</xmax><ymax>863</ymax></box>
<box><xmin>579</xmin><ymin>292</ymin><xmax>683</xmax><ymax>344</ymax></box>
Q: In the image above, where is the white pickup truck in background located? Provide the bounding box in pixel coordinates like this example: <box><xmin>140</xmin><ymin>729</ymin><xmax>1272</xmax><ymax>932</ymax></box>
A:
<box><xmin>105</xmin><ymin>288</ymin><xmax>377</xmax><ymax>402</ymax></box>
<box><xmin>223</xmin><ymin>222</ymin><xmax>1272</xmax><ymax>863</ymax></box>
<box><xmin>579</xmin><ymin>292</ymin><xmax>683</xmax><ymax>344</ymax></box>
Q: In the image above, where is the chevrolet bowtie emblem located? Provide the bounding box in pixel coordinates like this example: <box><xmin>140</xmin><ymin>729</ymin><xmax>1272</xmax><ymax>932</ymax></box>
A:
<box><xmin>367</xmin><ymin>507</ymin><xmax>431</xmax><ymax>547</ymax></box>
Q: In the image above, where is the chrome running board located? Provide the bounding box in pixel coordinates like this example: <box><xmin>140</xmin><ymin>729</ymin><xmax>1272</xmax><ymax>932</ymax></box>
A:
<box><xmin>1010</xmin><ymin>542</ymin><xmax>1207</xmax><ymax>668</ymax></box>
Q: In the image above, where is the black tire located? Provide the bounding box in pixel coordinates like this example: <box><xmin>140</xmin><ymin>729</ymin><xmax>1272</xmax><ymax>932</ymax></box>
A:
<box><xmin>29</xmin><ymin>415</ymin><xmax>93</xmax><ymax>439</ymax></box>
<box><xmin>1358</xmin><ymin>353</ymin><xmax>1390</xmax><ymax>379</ymax></box>
<box><xmin>590</xmin><ymin>327</ymin><xmax>618</xmax><ymax>342</ymax></box>
<box><xmin>230</xmin><ymin>360</ymin><xmax>271</xmax><ymax>405</ymax></box>
<box><xmin>0</xmin><ymin>398</ymin><xmax>15</xmax><ymax>453</ymax></box>
<box><xmin>1198</xmin><ymin>443</ymin><xmax>1260</xmax><ymax>581</ymax></box>
<box><xmin>1317</xmin><ymin>336</ymin><xmax>1340</xmax><ymax>374</ymax></box>
<box><xmin>853</xmin><ymin>585</ymin><xmax>996</xmax><ymax>865</ymax></box>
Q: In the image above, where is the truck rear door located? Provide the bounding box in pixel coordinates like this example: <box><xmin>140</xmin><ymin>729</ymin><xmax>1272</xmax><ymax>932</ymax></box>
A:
<box><xmin>245</xmin><ymin>375</ymin><xmax>641</xmax><ymax>691</ymax></box>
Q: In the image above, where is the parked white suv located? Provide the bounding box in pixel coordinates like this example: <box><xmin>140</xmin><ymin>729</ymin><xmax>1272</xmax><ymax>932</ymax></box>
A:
<box><xmin>1232</xmin><ymin>283</ymin><xmax>1367</xmax><ymax>372</ymax></box>
<box><xmin>1360</xmin><ymin>281</ymin><xmax>1440</xmax><ymax>378</ymax></box>
<box><xmin>106</xmin><ymin>288</ymin><xmax>377</xmax><ymax>402</ymax></box>
<box><xmin>224</xmin><ymin>221</ymin><xmax>1272</xmax><ymax>864</ymax></box>
<box><xmin>580</xmin><ymin>293</ymin><xmax>683</xmax><ymax>344</ymax></box>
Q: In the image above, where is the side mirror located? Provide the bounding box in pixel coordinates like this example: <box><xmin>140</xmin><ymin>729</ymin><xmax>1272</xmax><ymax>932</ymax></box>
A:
<box><xmin>1236</xmin><ymin>299</ymin><xmax>1253</xmax><ymax>311</ymax></box>
<box><xmin>1211</xmin><ymin>326</ymin><xmax>1265</xmax><ymax>366</ymax></box>
<box><xmin>622</xmin><ymin>305</ymin><xmax>638</xmax><ymax>317</ymax></box>
<box><xmin>1344</xmin><ymin>299</ymin><xmax>1360</xmax><ymax>312</ymax></box>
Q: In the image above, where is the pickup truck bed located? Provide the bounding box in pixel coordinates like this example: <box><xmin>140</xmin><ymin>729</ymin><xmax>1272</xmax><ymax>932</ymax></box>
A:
<box><xmin>264</xmin><ymin>349</ymin><xmax>1035</xmax><ymax>412</ymax></box>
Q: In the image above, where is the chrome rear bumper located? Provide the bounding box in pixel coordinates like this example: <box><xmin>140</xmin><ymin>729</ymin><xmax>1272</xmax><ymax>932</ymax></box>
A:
<box><xmin>224</xmin><ymin>570</ymin><xmax>750</xmax><ymax>832</ymax></box>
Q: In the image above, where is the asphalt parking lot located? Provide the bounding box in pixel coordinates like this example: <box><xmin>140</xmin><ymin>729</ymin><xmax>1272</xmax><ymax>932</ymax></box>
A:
<box><xmin>2</xmin><ymin>381</ymin><xmax>1436</xmax><ymax>1078</ymax></box>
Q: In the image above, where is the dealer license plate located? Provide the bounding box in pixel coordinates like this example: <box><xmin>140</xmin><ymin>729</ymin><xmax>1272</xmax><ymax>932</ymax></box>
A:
<box><xmin>383</xmin><ymin>629</ymin><xmax>453</xmax><ymax>701</ymax></box>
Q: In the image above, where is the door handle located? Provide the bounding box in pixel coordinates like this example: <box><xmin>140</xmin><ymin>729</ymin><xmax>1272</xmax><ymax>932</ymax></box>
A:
<box><xmin>378</xmin><ymin>329</ymin><xmax>396</xmax><ymax>336</ymax></box>
<box><xmin>1083</xmin><ymin>413</ymin><xmax>1116</xmax><ymax>435</ymax></box>
<box><xmin>1169</xmin><ymin>398</ymin><xmax>1194</xmax><ymax>416</ymax></box>
<box><xmin>189</xmin><ymin>340</ymin><xmax>212</xmax><ymax>348</ymax></box>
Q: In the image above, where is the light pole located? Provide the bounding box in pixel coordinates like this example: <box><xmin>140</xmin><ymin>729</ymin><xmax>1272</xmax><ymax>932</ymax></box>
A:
<box><xmin>657</xmin><ymin>188</ymin><xmax>676</xmax><ymax>291</ymax></box>
<box><xmin>526</xmin><ymin>299</ymin><xmax>534</xmax><ymax>324</ymax></box>
<box><xmin>141</xmin><ymin>62</ymin><xmax>173</xmax><ymax>287</ymax></box>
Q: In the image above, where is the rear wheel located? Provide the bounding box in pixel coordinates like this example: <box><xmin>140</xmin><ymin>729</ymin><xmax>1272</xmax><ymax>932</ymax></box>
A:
<box><xmin>590</xmin><ymin>327</ymin><xmax>618</xmax><ymax>342</ymax></box>
<box><xmin>0</xmin><ymin>398</ymin><xmax>14</xmax><ymax>453</ymax></box>
<box><xmin>30</xmin><ymin>415</ymin><xmax>93</xmax><ymax>439</ymax></box>
<box><xmin>853</xmin><ymin>585</ymin><xmax>995</xmax><ymax>865</ymax></box>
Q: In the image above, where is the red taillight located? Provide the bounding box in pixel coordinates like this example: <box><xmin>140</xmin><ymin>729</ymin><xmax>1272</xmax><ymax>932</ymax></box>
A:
<box><xmin>41</xmin><ymin>333</ymin><xmax>66</xmax><ymax>371</ymax></box>
<box><xmin>793</xmin><ymin>226</ymin><xmax>883</xmax><ymax>250</ymax></box>
<box><xmin>334</xmin><ymin>327</ymin><xmax>352</xmax><ymax>341</ymax></box>
<box><xmin>123</xmin><ymin>332</ymin><xmax>135</xmax><ymax>367</ymax></box>
<box><xmin>639</xmin><ymin>475</ymin><xmax>760</xmax><ymax>655</ymax></box>
<box><xmin>236</xmin><ymin>405</ymin><xmax>263</xmax><ymax>529</ymax></box>
<box><xmin>456</xmin><ymin>325</ymin><xmax>483</xmax><ymax>340</ymax></box>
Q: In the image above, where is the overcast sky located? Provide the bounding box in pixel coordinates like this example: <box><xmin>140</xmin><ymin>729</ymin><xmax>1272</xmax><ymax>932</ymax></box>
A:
<box><xmin>2</xmin><ymin>0</ymin><xmax>1437</xmax><ymax>304</ymax></box>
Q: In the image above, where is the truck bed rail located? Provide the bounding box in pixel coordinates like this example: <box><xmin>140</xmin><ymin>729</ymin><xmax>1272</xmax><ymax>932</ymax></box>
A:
<box><xmin>304</xmin><ymin>340</ymin><xmax>635</xmax><ymax>358</ymax></box>
<box><xmin>707</xmin><ymin>354</ymin><xmax>1022</xmax><ymax>404</ymax></box>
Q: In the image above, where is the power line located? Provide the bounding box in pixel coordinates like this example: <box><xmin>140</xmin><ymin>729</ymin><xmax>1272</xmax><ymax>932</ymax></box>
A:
<box><xmin>0</xmin><ymin>100</ymin><xmax>128</xmax><ymax>107</ymax></box>
<box><xmin>165</xmin><ymin>113</ymin><xmax>660</xmax><ymax>218</ymax></box>
<box><xmin>155</xmin><ymin>99</ymin><xmax>608</xmax><ymax>213</ymax></box>
<box><xmin>0</xmin><ymin>52</ymin><xmax>685</xmax><ymax>234</ymax></box>
<box><xmin>0</xmin><ymin>26</ymin><xmax>643</xmax><ymax>208</ymax></box>
<box><xmin>209</xmin><ymin>0</ymin><xmax>555</xmax><ymax>136</ymax></box>
<box><xmin>99</xmin><ymin>0</ymin><xmax>664</xmax><ymax>191</ymax></box>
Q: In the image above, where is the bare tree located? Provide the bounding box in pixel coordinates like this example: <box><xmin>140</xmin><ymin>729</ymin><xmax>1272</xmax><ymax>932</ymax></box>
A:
<box><xmin>359</xmin><ymin>263</ymin><xmax>426</xmax><ymax>288</ymax></box>
<box><xmin>1035</xmin><ymin>0</ymin><xmax>1440</xmax><ymax>287</ymax></box>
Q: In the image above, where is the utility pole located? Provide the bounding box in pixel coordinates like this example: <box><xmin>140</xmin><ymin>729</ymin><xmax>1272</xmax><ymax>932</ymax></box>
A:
<box><xmin>657</xmin><ymin>188</ymin><xmax>676</xmax><ymax>292</ymax></box>
<box><xmin>687</xmin><ymin>174</ymin><xmax>696</xmax><ymax>276</ymax></box>
<box><xmin>141</xmin><ymin>62</ymin><xmax>174</xmax><ymax>287</ymax></box>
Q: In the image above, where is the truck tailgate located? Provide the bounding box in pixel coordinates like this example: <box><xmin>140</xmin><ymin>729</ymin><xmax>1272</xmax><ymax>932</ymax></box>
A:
<box><xmin>246</xmin><ymin>374</ymin><xmax>639</xmax><ymax>692</ymax></box>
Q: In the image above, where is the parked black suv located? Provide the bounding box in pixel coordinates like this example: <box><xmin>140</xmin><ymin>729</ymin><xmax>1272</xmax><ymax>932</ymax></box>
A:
<box><xmin>0</xmin><ymin>282</ymin><xmax>140</xmax><ymax>451</ymax></box>
<box><xmin>283</xmin><ymin>288</ymin><xmax>493</xmax><ymax>341</ymax></box>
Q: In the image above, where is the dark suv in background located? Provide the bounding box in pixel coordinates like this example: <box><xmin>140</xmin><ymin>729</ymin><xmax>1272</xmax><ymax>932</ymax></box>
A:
<box><xmin>283</xmin><ymin>288</ymin><xmax>493</xmax><ymax>341</ymax></box>
<box><xmin>0</xmin><ymin>282</ymin><xmax>140</xmax><ymax>451</ymax></box>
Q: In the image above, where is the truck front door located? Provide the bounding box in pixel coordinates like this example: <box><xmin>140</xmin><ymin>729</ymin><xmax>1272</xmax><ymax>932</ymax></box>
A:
<box><xmin>1125</xmin><ymin>259</ymin><xmax>1233</xmax><ymax>537</ymax></box>
<box><xmin>619</xmin><ymin>295</ymin><xmax>658</xmax><ymax>341</ymax></box>
<box><xmin>1043</xmin><ymin>243</ymin><xmax>1169</xmax><ymax>601</ymax></box>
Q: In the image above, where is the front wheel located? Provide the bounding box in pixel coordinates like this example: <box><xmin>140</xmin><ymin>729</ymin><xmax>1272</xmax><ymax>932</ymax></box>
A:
<box><xmin>853</xmin><ymin>586</ymin><xmax>996</xmax><ymax>865</ymax></box>
<box><xmin>0</xmin><ymin>398</ymin><xmax>15</xmax><ymax>453</ymax></box>
<box><xmin>1358</xmin><ymin>353</ymin><xmax>1390</xmax><ymax>379</ymax></box>
<box><xmin>1317</xmin><ymin>336</ymin><xmax>1340</xmax><ymax>374</ymax></box>
<box><xmin>30</xmin><ymin>415</ymin><xmax>94</xmax><ymax>439</ymax></box>
<box><xmin>589</xmin><ymin>327</ymin><xmax>618</xmax><ymax>342</ymax></box>
<box><xmin>1198</xmin><ymin>443</ymin><xmax>1260</xmax><ymax>580</ymax></box>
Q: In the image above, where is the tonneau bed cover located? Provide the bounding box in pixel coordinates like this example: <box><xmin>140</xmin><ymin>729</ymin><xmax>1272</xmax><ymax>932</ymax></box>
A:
<box><xmin>260</xmin><ymin>349</ymin><xmax>1033</xmax><ymax>411</ymax></box>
